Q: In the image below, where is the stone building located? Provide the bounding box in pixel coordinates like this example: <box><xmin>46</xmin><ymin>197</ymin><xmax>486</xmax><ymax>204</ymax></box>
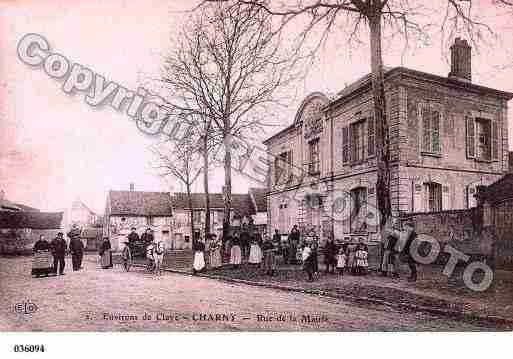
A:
<box><xmin>171</xmin><ymin>188</ymin><xmax>267</xmax><ymax>246</ymax></box>
<box><xmin>103</xmin><ymin>185</ymin><xmax>173</xmax><ymax>251</ymax></box>
<box><xmin>264</xmin><ymin>38</ymin><xmax>512</xmax><ymax>246</ymax></box>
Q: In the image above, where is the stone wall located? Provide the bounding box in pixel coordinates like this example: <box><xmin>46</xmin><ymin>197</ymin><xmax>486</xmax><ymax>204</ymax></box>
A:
<box><xmin>0</xmin><ymin>228</ymin><xmax>61</xmax><ymax>255</ymax></box>
<box><xmin>400</xmin><ymin>209</ymin><xmax>493</xmax><ymax>262</ymax></box>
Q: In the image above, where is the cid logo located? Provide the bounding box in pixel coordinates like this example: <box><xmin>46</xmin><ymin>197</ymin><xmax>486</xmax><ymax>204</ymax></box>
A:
<box><xmin>14</xmin><ymin>301</ymin><xmax>38</xmax><ymax>315</ymax></box>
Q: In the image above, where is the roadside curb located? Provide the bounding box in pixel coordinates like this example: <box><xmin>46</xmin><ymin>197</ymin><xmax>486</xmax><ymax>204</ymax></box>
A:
<box><xmin>153</xmin><ymin>265</ymin><xmax>513</xmax><ymax>328</ymax></box>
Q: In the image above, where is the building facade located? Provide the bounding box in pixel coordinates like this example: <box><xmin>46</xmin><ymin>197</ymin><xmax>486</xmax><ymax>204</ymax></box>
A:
<box><xmin>264</xmin><ymin>38</ymin><xmax>512</xmax><ymax>246</ymax></box>
<box><xmin>103</xmin><ymin>188</ymin><xmax>173</xmax><ymax>251</ymax></box>
<box><xmin>171</xmin><ymin>188</ymin><xmax>268</xmax><ymax>245</ymax></box>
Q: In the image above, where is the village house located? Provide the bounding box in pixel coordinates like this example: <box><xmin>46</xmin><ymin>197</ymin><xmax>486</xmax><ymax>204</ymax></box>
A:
<box><xmin>103</xmin><ymin>184</ymin><xmax>173</xmax><ymax>251</ymax></box>
<box><xmin>0</xmin><ymin>190</ymin><xmax>63</xmax><ymax>254</ymax></box>
<box><xmin>171</xmin><ymin>187</ymin><xmax>268</xmax><ymax>246</ymax></box>
<box><xmin>69</xmin><ymin>198</ymin><xmax>98</xmax><ymax>228</ymax></box>
<box><xmin>264</xmin><ymin>38</ymin><xmax>512</xmax><ymax>246</ymax></box>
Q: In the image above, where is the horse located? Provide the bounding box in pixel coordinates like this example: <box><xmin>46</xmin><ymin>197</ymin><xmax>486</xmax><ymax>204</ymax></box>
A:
<box><xmin>146</xmin><ymin>241</ymin><xmax>165</xmax><ymax>276</ymax></box>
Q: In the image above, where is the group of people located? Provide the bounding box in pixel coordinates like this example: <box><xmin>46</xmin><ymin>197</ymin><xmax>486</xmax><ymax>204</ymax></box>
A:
<box><xmin>31</xmin><ymin>227</ymin><xmax>85</xmax><ymax>277</ymax></box>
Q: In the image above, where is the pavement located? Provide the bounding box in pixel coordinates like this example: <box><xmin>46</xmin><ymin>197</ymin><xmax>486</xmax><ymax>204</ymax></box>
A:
<box><xmin>150</xmin><ymin>252</ymin><xmax>513</xmax><ymax>328</ymax></box>
<box><xmin>0</xmin><ymin>255</ymin><xmax>505</xmax><ymax>331</ymax></box>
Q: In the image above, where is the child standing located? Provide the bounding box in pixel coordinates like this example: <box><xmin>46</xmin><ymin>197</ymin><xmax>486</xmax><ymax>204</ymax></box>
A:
<box><xmin>355</xmin><ymin>243</ymin><xmax>369</xmax><ymax>275</ymax></box>
<box><xmin>336</xmin><ymin>247</ymin><xmax>346</xmax><ymax>275</ymax></box>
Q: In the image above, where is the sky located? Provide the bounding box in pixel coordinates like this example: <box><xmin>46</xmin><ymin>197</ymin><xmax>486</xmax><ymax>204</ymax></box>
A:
<box><xmin>1</xmin><ymin>0</ymin><xmax>513</xmax><ymax>214</ymax></box>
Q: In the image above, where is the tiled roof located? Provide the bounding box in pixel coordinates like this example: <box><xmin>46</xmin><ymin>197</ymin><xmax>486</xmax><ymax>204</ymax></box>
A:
<box><xmin>108</xmin><ymin>191</ymin><xmax>173</xmax><ymax>216</ymax></box>
<box><xmin>80</xmin><ymin>227</ymin><xmax>102</xmax><ymax>238</ymax></box>
<box><xmin>249</xmin><ymin>187</ymin><xmax>267</xmax><ymax>212</ymax></box>
<box><xmin>0</xmin><ymin>211</ymin><xmax>63</xmax><ymax>229</ymax></box>
<box><xmin>172</xmin><ymin>192</ymin><xmax>256</xmax><ymax>218</ymax></box>
<box><xmin>479</xmin><ymin>174</ymin><xmax>513</xmax><ymax>204</ymax></box>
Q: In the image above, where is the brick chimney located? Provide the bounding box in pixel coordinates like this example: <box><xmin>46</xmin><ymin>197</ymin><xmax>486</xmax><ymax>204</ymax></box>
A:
<box><xmin>130</xmin><ymin>183</ymin><xmax>134</xmax><ymax>191</ymax></box>
<box><xmin>448</xmin><ymin>37</ymin><xmax>472</xmax><ymax>82</ymax></box>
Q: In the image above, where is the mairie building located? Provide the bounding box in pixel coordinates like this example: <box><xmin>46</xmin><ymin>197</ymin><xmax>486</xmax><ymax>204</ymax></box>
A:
<box><xmin>263</xmin><ymin>38</ymin><xmax>512</xmax><ymax>246</ymax></box>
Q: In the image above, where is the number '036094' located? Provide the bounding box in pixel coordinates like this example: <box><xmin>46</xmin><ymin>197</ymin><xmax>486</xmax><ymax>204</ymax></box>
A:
<box><xmin>13</xmin><ymin>345</ymin><xmax>45</xmax><ymax>353</ymax></box>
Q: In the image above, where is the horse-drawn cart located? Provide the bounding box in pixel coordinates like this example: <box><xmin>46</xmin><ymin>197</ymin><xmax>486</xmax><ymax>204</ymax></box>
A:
<box><xmin>121</xmin><ymin>241</ymin><xmax>155</xmax><ymax>272</ymax></box>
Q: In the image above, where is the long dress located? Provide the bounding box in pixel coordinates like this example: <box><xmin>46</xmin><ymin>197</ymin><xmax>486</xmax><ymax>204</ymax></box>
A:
<box><xmin>32</xmin><ymin>240</ymin><xmax>53</xmax><ymax>277</ymax></box>
<box><xmin>99</xmin><ymin>240</ymin><xmax>112</xmax><ymax>269</ymax></box>
<box><xmin>346</xmin><ymin>244</ymin><xmax>357</xmax><ymax>270</ymax></box>
<box><xmin>261</xmin><ymin>241</ymin><xmax>276</xmax><ymax>273</ymax></box>
<box><xmin>248</xmin><ymin>243</ymin><xmax>262</xmax><ymax>264</ymax></box>
<box><xmin>230</xmin><ymin>238</ymin><xmax>242</xmax><ymax>265</ymax></box>
<box><xmin>193</xmin><ymin>242</ymin><xmax>206</xmax><ymax>272</ymax></box>
<box><xmin>209</xmin><ymin>242</ymin><xmax>222</xmax><ymax>269</ymax></box>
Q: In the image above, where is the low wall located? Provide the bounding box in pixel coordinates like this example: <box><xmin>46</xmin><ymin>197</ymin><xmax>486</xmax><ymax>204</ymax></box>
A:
<box><xmin>0</xmin><ymin>229</ymin><xmax>62</xmax><ymax>255</ymax></box>
<box><xmin>400</xmin><ymin>209</ymin><xmax>494</xmax><ymax>263</ymax></box>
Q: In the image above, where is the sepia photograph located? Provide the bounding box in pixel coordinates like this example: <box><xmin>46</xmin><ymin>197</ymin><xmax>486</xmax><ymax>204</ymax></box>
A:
<box><xmin>1</xmin><ymin>0</ymin><xmax>513</xmax><ymax>349</ymax></box>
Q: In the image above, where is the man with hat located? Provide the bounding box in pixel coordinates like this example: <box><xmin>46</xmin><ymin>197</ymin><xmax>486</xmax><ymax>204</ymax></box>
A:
<box><xmin>141</xmin><ymin>228</ymin><xmax>154</xmax><ymax>246</ymax></box>
<box><xmin>50</xmin><ymin>232</ymin><xmax>67</xmax><ymax>275</ymax></box>
<box><xmin>127</xmin><ymin>227</ymin><xmax>140</xmax><ymax>244</ymax></box>
<box><xmin>402</xmin><ymin>219</ymin><xmax>418</xmax><ymax>282</ymax></box>
<box><xmin>68</xmin><ymin>229</ymin><xmax>84</xmax><ymax>271</ymax></box>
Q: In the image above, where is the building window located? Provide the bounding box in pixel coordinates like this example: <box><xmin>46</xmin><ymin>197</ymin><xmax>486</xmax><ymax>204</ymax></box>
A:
<box><xmin>308</xmin><ymin>139</ymin><xmax>320</xmax><ymax>174</ymax></box>
<box><xmin>367</xmin><ymin>116</ymin><xmax>375</xmax><ymax>157</ymax></box>
<box><xmin>467</xmin><ymin>116</ymin><xmax>498</xmax><ymax>162</ymax></box>
<box><xmin>425</xmin><ymin>182</ymin><xmax>442</xmax><ymax>212</ymax></box>
<box><xmin>350</xmin><ymin>187</ymin><xmax>367</xmax><ymax>232</ymax></box>
<box><xmin>351</xmin><ymin>121</ymin><xmax>365</xmax><ymax>163</ymax></box>
<box><xmin>193</xmin><ymin>211</ymin><xmax>202</xmax><ymax>223</ymax></box>
<box><xmin>274</xmin><ymin>151</ymin><xmax>292</xmax><ymax>184</ymax></box>
<box><xmin>421</xmin><ymin>105</ymin><xmax>441</xmax><ymax>155</ymax></box>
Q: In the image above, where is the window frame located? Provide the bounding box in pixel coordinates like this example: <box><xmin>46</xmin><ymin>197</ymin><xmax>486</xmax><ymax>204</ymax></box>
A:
<box><xmin>424</xmin><ymin>182</ymin><xmax>442</xmax><ymax>212</ymax></box>
<box><xmin>419</xmin><ymin>102</ymin><xmax>443</xmax><ymax>157</ymax></box>
<box><xmin>350</xmin><ymin>186</ymin><xmax>368</xmax><ymax>233</ymax></box>
<box><xmin>308</xmin><ymin>138</ymin><xmax>320</xmax><ymax>175</ymax></box>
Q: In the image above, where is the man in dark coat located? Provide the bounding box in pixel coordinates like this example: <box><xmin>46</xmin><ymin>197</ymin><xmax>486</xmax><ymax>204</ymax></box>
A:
<box><xmin>141</xmin><ymin>228</ymin><xmax>154</xmax><ymax>246</ymax></box>
<box><xmin>288</xmin><ymin>225</ymin><xmax>300</xmax><ymax>264</ymax></box>
<box><xmin>402</xmin><ymin>220</ymin><xmax>418</xmax><ymax>282</ymax></box>
<box><xmin>68</xmin><ymin>235</ymin><xmax>84</xmax><ymax>271</ymax></box>
<box><xmin>127</xmin><ymin>227</ymin><xmax>140</xmax><ymax>244</ymax></box>
<box><xmin>240</xmin><ymin>224</ymin><xmax>250</xmax><ymax>260</ymax></box>
<box><xmin>324</xmin><ymin>237</ymin><xmax>338</xmax><ymax>274</ymax></box>
<box><xmin>50</xmin><ymin>232</ymin><xmax>67</xmax><ymax>275</ymax></box>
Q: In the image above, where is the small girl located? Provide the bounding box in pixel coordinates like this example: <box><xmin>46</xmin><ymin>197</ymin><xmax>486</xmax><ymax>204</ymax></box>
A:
<box><xmin>336</xmin><ymin>247</ymin><xmax>347</xmax><ymax>275</ymax></box>
<box><xmin>355</xmin><ymin>243</ymin><xmax>369</xmax><ymax>275</ymax></box>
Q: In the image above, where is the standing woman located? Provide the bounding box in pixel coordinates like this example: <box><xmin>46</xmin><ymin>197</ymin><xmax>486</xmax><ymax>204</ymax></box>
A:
<box><xmin>32</xmin><ymin>235</ymin><xmax>53</xmax><ymax>277</ymax></box>
<box><xmin>261</xmin><ymin>235</ymin><xmax>276</xmax><ymax>276</ymax></box>
<box><xmin>248</xmin><ymin>237</ymin><xmax>262</xmax><ymax>266</ymax></box>
<box><xmin>99</xmin><ymin>237</ymin><xmax>113</xmax><ymax>269</ymax></box>
<box><xmin>209</xmin><ymin>235</ymin><xmax>222</xmax><ymax>269</ymax></box>
<box><xmin>346</xmin><ymin>240</ymin><xmax>358</xmax><ymax>275</ymax></box>
<box><xmin>192</xmin><ymin>238</ymin><xmax>206</xmax><ymax>274</ymax></box>
<box><xmin>230</xmin><ymin>233</ymin><xmax>242</xmax><ymax>268</ymax></box>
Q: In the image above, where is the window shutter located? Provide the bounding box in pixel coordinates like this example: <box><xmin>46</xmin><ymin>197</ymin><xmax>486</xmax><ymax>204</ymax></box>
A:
<box><xmin>342</xmin><ymin>190</ymin><xmax>351</xmax><ymax>234</ymax></box>
<box><xmin>467</xmin><ymin>185</ymin><xmax>477</xmax><ymax>208</ymax></box>
<box><xmin>349</xmin><ymin>124</ymin><xmax>356</xmax><ymax>163</ymax></box>
<box><xmin>342</xmin><ymin>126</ymin><xmax>349</xmax><ymax>164</ymax></box>
<box><xmin>442</xmin><ymin>185</ymin><xmax>450</xmax><ymax>211</ymax></box>
<box><xmin>431</xmin><ymin>110</ymin><xmax>440</xmax><ymax>154</ymax></box>
<box><xmin>492</xmin><ymin>120</ymin><xmax>499</xmax><ymax>161</ymax></box>
<box><xmin>367</xmin><ymin>116</ymin><xmax>375</xmax><ymax>157</ymax></box>
<box><xmin>421</xmin><ymin>105</ymin><xmax>431</xmax><ymax>152</ymax></box>
<box><xmin>288</xmin><ymin>150</ymin><xmax>293</xmax><ymax>181</ymax></box>
<box><xmin>412</xmin><ymin>181</ymin><xmax>423</xmax><ymax>212</ymax></box>
<box><xmin>466</xmin><ymin>116</ymin><xmax>475</xmax><ymax>158</ymax></box>
<box><xmin>366</xmin><ymin>186</ymin><xmax>377</xmax><ymax>233</ymax></box>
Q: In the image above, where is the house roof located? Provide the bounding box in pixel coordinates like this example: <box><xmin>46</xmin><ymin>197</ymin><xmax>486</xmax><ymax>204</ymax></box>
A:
<box><xmin>249</xmin><ymin>187</ymin><xmax>267</xmax><ymax>212</ymax></box>
<box><xmin>172</xmin><ymin>192</ymin><xmax>256</xmax><ymax>218</ymax></box>
<box><xmin>13</xmin><ymin>203</ymin><xmax>40</xmax><ymax>211</ymax></box>
<box><xmin>0</xmin><ymin>211</ymin><xmax>63</xmax><ymax>229</ymax></box>
<box><xmin>479</xmin><ymin>174</ymin><xmax>513</xmax><ymax>204</ymax></box>
<box><xmin>108</xmin><ymin>191</ymin><xmax>173</xmax><ymax>216</ymax></box>
<box><xmin>80</xmin><ymin>227</ymin><xmax>101</xmax><ymax>238</ymax></box>
<box><xmin>263</xmin><ymin>66</ymin><xmax>513</xmax><ymax>145</ymax></box>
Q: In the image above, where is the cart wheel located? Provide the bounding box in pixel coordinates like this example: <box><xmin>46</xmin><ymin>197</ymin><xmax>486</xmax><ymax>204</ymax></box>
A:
<box><xmin>122</xmin><ymin>246</ymin><xmax>132</xmax><ymax>272</ymax></box>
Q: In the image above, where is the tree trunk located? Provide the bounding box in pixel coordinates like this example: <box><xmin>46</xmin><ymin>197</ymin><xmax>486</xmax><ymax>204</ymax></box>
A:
<box><xmin>223</xmin><ymin>133</ymin><xmax>232</xmax><ymax>239</ymax></box>
<box><xmin>186</xmin><ymin>182</ymin><xmax>195</xmax><ymax>247</ymax></box>
<box><xmin>369</xmin><ymin>14</ymin><xmax>392</xmax><ymax>230</ymax></box>
<box><xmin>203</xmin><ymin>135</ymin><xmax>211</xmax><ymax>237</ymax></box>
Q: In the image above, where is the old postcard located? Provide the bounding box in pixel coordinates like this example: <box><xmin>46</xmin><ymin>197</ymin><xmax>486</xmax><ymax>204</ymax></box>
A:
<box><xmin>1</xmin><ymin>0</ymin><xmax>513</xmax><ymax>344</ymax></box>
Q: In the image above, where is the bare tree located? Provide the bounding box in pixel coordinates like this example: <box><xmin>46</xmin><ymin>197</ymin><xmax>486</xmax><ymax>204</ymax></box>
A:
<box><xmin>200</xmin><ymin>0</ymin><xmax>512</xmax><ymax>229</ymax></box>
<box><xmin>152</xmin><ymin>137</ymin><xmax>202</xmax><ymax>243</ymax></box>
<box><xmin>160</xmin><ymin>2</ymin><xmax>298</xmax><ymax>237</ymax></box>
